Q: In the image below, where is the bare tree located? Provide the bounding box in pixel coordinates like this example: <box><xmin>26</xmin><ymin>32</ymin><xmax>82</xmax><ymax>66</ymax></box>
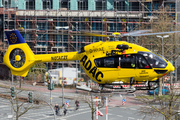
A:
<box><xmin>10</xmin><ymin>90</ymin><xmax>33</xmax><ymax>120</ymax></box>
<box><xmin>138</xmin><ymin>86</ymin><xmax>180</xmax><ymax>120</ymax></box>
<box><xmin>84</xmin><ymin>92</ymin><xmax>106</xmax><ymax>120</ymax></box>
<box><xmin>9</xmin><ymin>91</ymin><xmax>46</xmax><ymax>120</ymax></box>
<box><xmin>136</xmin><ymin>6</ymin><xmax>180</xmax><ymax>96</ymax></box>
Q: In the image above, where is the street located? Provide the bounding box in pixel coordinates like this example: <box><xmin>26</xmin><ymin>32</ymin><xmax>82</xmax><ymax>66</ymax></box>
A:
<box><xmin>0</xmin><ymin>81</ymin><xmax>164</xmax><ymax>120</ymax></box>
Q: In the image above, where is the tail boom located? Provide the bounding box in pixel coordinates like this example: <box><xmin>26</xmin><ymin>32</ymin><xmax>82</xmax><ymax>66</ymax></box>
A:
<box><xmin>34</xmin><ymin>52</ymin><xmax>78</xmax><ymax>63</ymax></box>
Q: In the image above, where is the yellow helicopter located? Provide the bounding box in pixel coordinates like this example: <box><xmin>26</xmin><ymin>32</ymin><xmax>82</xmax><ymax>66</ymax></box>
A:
<box><xmin>3</xmin><ymin>30</ymin><xmax>178</xmax><ymax>90</ymax></box>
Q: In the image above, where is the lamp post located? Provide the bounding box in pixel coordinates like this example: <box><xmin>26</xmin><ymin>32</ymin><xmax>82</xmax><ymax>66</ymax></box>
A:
<box><xmin>156</xmin><ymin>35</ymin><xmax>169</xmax><ymax>57</ymax></box>
<box><xmin>156</xmin><ymin>35</ymin><xmax>169</xmax><ymax>120</ymax></box>
<box><xmin>156</xmin><ymin>35</ymin><xmax>169</xmax><ymax>94</ymax></box>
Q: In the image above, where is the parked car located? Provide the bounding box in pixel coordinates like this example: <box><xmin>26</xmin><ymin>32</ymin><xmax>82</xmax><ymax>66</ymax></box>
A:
<box><xmin>147</xmin><ymin>86</ymin><xmax>170</xmax><ymax>95</ymax></box>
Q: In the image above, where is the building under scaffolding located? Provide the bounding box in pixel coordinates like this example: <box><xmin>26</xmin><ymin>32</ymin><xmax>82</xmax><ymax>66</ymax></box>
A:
<box><xmin>0</xmin><ymin>0</ymin><xmax>178</xmax><ymax>80</ymax></box>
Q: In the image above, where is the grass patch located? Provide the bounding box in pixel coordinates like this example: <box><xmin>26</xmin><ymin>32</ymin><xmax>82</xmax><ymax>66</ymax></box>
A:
<box><xmin>136</xmin><ymin>95</ymin><xmax>172</xmax><ymax>99</ymax></box>
<box><xmin>0</xmin><ymin>84</ymin><xmax>34</xmax><ymax>91</ymax></box>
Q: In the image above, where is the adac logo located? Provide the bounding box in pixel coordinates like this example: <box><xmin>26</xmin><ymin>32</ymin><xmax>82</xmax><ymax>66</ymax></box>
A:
<box><xmin>10</xmin><ymin>33</ymin><xmax>17</xmax><ymax>43</ymax></box>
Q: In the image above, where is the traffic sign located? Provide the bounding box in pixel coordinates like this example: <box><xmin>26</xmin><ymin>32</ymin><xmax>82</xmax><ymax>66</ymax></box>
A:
<box><xmin>122</xmin><ymin>98</ymin><xmax>125</xmax><ymax>105</ymax></box>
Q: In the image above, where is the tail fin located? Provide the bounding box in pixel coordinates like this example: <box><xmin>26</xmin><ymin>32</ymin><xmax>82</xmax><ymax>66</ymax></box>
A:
<box><xmin>5</xmin><ymin>30</ymin><xmax>26</xmax><ymax>45</ymax></box>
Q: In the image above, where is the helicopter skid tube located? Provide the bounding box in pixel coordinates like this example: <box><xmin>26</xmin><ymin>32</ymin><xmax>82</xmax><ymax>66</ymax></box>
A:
<box><xmin>112</xmin><ymin>88</ymin><xmax>136</xmax><ymax>93</ymax></box>
<box><xmin>103</xmin><ymin>85</ymin><xmax>131</xmax><ymax>89</ymax></box>
<box><xmin>103</xmin><ymin>85</ymin><xmax>136</xmax><ymax>92</ymax></box>
<box><xmin>76</xmin><ymin>85</ymin><xmax>92</xmax><ymax>92</ymax></box>
<box><xmin>76</xmin><ymin>85</ymin><xmax>136</xmax><ymax>93</ymax></box>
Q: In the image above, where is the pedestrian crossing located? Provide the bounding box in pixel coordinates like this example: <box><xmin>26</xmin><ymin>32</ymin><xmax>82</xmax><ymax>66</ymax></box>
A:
<box><xmin>0</xmin><ymin>97</ymin><xmax>92</xmax><ymax>120</ymax></box>
<box><xmin>20</xmin><ymin>104</ymin><xmax>91</xmax><ymax>120</ymax></box>
<box><xmin>0</xmin><ymin>96</ymin><xmax>163</xmax><ymax>120</ymax></box>
<box><xmin>0</xmin><ymin>84</ymin><xmax>164</xmax><ymax>120</ymax></box>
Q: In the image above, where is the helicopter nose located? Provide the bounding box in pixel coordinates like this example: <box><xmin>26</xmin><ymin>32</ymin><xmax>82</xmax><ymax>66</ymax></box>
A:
<box><xmin>167</xmin><ymin>61</ymin><xmax>175</xmax><ymax>72</ymax></box>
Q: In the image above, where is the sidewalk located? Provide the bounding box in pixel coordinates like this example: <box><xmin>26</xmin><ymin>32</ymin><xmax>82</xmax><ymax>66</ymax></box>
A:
<box><xmin>108</xmin><ymin>95</ymin><xmax>143</xmax><ymax>107</ymax></box>
<box><xmin>0</xmin><ymin>80</ymin><xmax>77</xmax><ymax>93</ymax></box>
<box><xmin>0</xmin><ymin>80</ymin><xmax>142</xmax><ymax>107</ymax></box>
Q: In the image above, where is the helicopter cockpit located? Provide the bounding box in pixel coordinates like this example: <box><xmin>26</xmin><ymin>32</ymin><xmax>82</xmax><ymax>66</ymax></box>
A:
<box><xmin>138</xmin><ymin>52</ymin><xmax>167</xmax><ymax>68</ymax></box>
<box><xmin>94</xmin><ymin>52</ymin><xmax>167</xmax><ymax>69</ymax></box>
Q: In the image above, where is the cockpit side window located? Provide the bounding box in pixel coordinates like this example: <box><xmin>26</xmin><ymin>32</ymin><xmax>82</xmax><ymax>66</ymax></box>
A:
<box><xmin>95</xmin><ymin>54</ymin><xmax>136</xmax><ymax>68</ymax></box>
<box><xmin>136</xmin><ymin>55</ymin><xmax>151</xmax><ymax>69</ymax></box>
<box><xmin>95</xmin><ymin>54</ymin><xmax>154</xmax><ymax>69</ymax></box>
<box><xmin>138</xmin><ymin>52</ymin><xmax>167</xmax><ymax>68</ymax></box>
<box><xmin>94</xmin><ymin>56</ymin><xmax>119</xmax><ymax>68</ymax></box>
<box><xmin>120</xmin><ymin>54</ymin><xmax>136</xmax><ymax>68</ymax></box>
<box><xmin>104</xmin><ymin>57</ymin><xmax>115</xmax><ymax>67</ymax></box>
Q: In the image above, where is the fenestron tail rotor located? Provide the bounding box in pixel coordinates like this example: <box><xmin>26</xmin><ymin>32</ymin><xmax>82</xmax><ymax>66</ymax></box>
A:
<box><xmin>9</xmin><ymin>48</ymin><xmax>26</xmax><ymax>68</ymax></box>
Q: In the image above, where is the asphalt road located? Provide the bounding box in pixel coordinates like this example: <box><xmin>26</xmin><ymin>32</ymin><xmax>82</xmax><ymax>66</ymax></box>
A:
<box><xmin>0</xmin><ymin>80</ymin><xmax>164</xmax><ymax>120</ymax></box>
<box><xmin>0</xmin><ymin>96</ymin><xmax>163</xmax><ymax>120</ymax></box>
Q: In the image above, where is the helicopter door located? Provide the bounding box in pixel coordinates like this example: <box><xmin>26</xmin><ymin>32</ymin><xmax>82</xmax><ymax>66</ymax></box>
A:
<box><xmin>94</xmin><ymin>56</ymin><xmax>119</xmax><ymax>83</ymax></box>
<box><xmin>118</xmin><ymin>54</ymin><xmax>136</xmax><ymax>79</ymax></box>
<box><xmin>135</xmin><ymin>54</ymin><xmax>154</xmax><ymax>81</ymax></box>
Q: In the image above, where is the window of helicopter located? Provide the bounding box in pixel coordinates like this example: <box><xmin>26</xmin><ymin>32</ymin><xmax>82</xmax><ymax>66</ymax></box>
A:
<box><xmin>94</xmin><ymin>55</ymin><xmax>140</xmax><ymax>68</ymax></box>
<box><xmin>138</xmin><ymin>52</ymin><xmax>167</xmax><ymax>68</ymax></box>
<box><xmin>120</xmin><ymin>54</ymin><xmax>136</xmax><ymax>68</ymax></box>
<box><xmin>156</xmin><ymin>53</ymin><xmax>169</xmax><ymax>62</ymax></box>
<box><xmin>94</xmin><ymin>56</ymin><xmax>119</xmax><ymax>68</ymax></box>
<box><xmin>104</xmin><ymin>58</ymin><xmax>115</xmax><ymax>67</ymax></box>
<box><xmin>136</xmin><ymin>55</ymin><xmax>151</xmax><ymax>69</ymax></box>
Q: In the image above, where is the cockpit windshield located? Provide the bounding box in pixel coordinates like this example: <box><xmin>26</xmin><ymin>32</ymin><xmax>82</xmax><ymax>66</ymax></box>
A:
<box><xmin>138</xmin><ymin>52</ymin><xmax>167</xmax><ymax>68</ymax></box>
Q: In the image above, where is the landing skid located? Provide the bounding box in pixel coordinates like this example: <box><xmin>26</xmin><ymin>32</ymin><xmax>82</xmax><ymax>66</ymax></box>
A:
<box><xmin>90</xmin><ymin>87</ymin><xmax>136</xmax><ymax>93</ymax></box>
<box><xmin>112</xmin><ymin>87</ymin><xmax>136</xmax><ymax>93</ymax></box>
<box><xmin>76</xmin><ymin>85</ymin><xmax>136</xmax><ymax>93</ymax></box>
<box><xmin>136</xmin><ymin>87</ymin><xmax>157</xmax><ymax>90</ymax></box>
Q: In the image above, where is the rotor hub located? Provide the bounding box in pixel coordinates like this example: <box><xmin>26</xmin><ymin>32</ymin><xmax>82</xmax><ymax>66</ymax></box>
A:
<box><xmin>15</xmin><ymin>55</ymin><xmax>21</xmax><ymax>61</ymax></box>
<box><xmin>112</xmin><ymin>32</ymin><xmax>121</xmax><ymax>36</ymax></box>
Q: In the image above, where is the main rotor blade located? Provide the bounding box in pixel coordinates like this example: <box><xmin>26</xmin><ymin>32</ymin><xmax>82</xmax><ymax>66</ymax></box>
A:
<box><xmin>36</xmin><ymin>30</ymin><xmax>152</xmax><ymax>38</ymax></box>
<box><xmin>121</xmin><ymin>30</ymin><xmax>152</xmax><ymax>37</ymax></box>
<box><xmin>83</xmin><ymin>30</ymin><xmax>152</xmax><ymax>37</ymax></box>
<box><xmin>36</xmin><ymin>30</ymin><xmax>180</xmax><ymax>38</ymax></box>
<box><xmin>36</xmin><ymin>32</ymin><xmax>82</xmax><ymax>36</ymax></box>
<box><xmin>82</xmin><ymin>32</ymin><xmax>111</xmax><ymax>37</ymax></box>
<box><xmin>36</xmin><ymin>32</ymin><xmax>113</xmax><ymax>37</ymax></box>
<box><xmin>131</xmin><ymin>31</ymin><xmax>180</xmax><ymax>36</ymax></box>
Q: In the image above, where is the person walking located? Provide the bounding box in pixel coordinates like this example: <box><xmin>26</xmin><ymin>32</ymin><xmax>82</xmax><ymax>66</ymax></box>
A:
<box><xmin>54</xmin><ymin>104</ymin><xmax>59</xmax><ymax>115</ymax></box>
<box><xmin>75</xmin><ymin>100</ymin><xmax>79</xmax><ymax>110</ymax></box>
<box><xmin>63</xmin><ymin>102</ymin><xmax>68</xmax><ymax>116</ymax></box>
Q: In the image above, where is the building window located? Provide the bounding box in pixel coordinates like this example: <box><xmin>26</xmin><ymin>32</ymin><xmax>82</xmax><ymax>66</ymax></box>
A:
<box><xmin>59</xmin><ymin>1</ymin><xmax>70</xmax><ymax>10</ymax></box>
<box><xmin>131</xmin><ymin>2</ymin><xmax>139</xmax><ymax>11</ymax></box>
<box><xmin>96</xmin><ymin>1</ymin><xmax>106</xmax><ymax>10</ymax></box>
<box><xmin>26</xmin><ymin>0</ymin><xmax>35</xmax><ymax>10</ymax></box>
<box><xmin>78</xmin><ymin>1</ymin><xmax>88</xmax><ymax>10</ymax></box>
<box><xmin>108</xmin><ymin>22</ymin><xmax>121</xmax><ymax>32</ymax></box>
<box><xmin>43</xmin><ymin>0</ymin><xmax>52</xmax><ymax>10</ymax></box>
<box><xmin>2</xmin><ymin>0</ymin><xmax>11</xmax><ymax>8</ymax></box>
<box><xmin>114</xmin><ymin>1</ymin><xmax>125</xmax><ymax>11</ymax></box>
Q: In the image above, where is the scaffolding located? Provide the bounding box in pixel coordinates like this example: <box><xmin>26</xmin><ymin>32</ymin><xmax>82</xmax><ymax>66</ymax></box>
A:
<box><xmin>0</xmin><ymin>0</ymin><xmax>177</xmax><ymax>71</ymax></box>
